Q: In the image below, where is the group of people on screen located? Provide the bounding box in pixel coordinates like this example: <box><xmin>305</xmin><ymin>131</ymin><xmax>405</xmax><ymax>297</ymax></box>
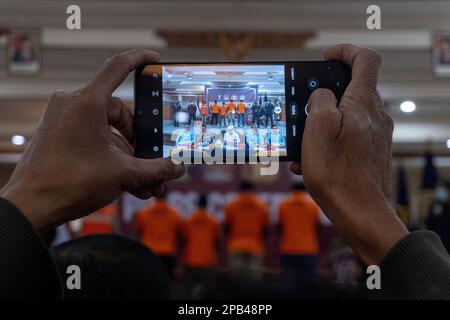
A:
<box><xmin>170</xmin><ymin>97</ymin><xmax>283</xmax><ymax>129</ymax></box>
<box><xmin>174</xmin><ymin>123</ymin><xmax>286</xmax><ymax>153</ymax></box>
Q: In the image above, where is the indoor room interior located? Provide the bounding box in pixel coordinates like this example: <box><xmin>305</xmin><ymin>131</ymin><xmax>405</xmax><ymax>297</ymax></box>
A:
<box><xmin>2</xmin><ymin>0</ymin><xmax>450</xmax><ymax>299</ymax></box>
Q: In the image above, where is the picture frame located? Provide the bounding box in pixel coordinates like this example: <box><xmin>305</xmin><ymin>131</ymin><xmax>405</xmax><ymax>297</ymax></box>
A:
<box><xmin>7</xmin><ymin>28</ymin><xmax>41</xmax><ymax>75</ymax></box>
<box><xmin>433</xmin><ymin>31</ymin><xmax>450</xmax><ymax>77</ymax></box>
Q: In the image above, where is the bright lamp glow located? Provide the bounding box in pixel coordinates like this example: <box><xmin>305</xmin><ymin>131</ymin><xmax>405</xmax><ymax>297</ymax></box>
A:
<box><xmin>11</xmin><ymin>135</ymin><xmax>25</xmax><ymax>146</ymax></box>
<box><xmin>446</xmin><ymin>139</ymin><xmax>450</xmax><ymax>149</ymax></box>
<box><xmin>400</xmin><ymin>101</ymin><xmax>416</xmax><ymax>113</ymax></box>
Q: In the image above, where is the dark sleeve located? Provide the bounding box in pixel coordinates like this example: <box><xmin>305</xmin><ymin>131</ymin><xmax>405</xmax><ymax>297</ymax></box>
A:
<box><xmin>379</xmin><ymin>230</ymin><xmax>450</xmax><ymax>300</ymax></box>
<box><xmin>0</xmin><ymin>197</ymin><xmax>62</xmax><ymax>299</ymax></box>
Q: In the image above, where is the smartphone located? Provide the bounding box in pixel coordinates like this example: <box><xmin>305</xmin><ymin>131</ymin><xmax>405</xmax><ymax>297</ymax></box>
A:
<box><xmin>134</xmin><ymin>61</ymin><xmax>350</xmax><ymax>163</ymax></box>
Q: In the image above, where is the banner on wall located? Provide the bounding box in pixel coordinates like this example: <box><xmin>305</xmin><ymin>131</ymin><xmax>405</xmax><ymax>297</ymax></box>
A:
<box><xmin>206</xmin><ymin>86</ymin><xmax>257</xmax><ymax>103</ymax></box>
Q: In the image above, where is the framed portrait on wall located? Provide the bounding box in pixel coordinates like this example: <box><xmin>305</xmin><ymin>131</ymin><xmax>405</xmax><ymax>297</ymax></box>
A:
<box><xmin>7</xmin><ymin>29</ymin><xmax>41</xmax><ymax>75</ymax></box>
<box><xmin>433</xmin><ymin>31</ymin><xmax>450</xmax><ymax>77</ymax></box>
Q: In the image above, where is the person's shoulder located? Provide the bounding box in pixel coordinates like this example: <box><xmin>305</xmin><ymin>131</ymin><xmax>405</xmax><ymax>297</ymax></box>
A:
<box><xmin>136</xmin><ymin>206</ymin><xmax>151</xmax><ymax>217</ymax></box>
<box><xmin>252</xmin><ymin>196</ymin><xmax>268</xmax><ymax>212</ymax></box>
<box><xmin>170</xmin><ymin>206</ymin><xmax>181</xmax><ymax>218</ymax></box>
<box><xmin>183</xmin><ymin>214</ymin><xmax>193</xmax><ymax>226</ymax></box>
<box><xmin>224</xmin><ymin>198</ymin><xmax>238</xmax><ymax>213</ymax></box>
<box><xmin>278</xmin><ymin>197</ymin><xmax>291</xmax><ymax>210</ymax></box>
<box><xmin>226</xmin><ymin>196</ymin><xmax>239</xmax><ymax>205</ymax></box>
<box><xmin>135</xmin><ymin>206</ymin><xmax>154</xmax><ymax>225</ymax></box>
<box><xmin>206</xmin><ymin>213</ymin><xmax>218</xmax><ymax>224</ymax></box>
<box><xmin>252</xmin><ymin>194</ymin><xmax>265</xmax><ymax>205</ymax></box>
<box><xmin>303</xmin><ymin>194</ymin><xmax>318</xmax><ymax>209</ymax></box>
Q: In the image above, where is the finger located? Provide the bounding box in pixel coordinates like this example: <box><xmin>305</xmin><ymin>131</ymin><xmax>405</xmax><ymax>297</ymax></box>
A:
<box><xmin>88</xmin><ymin>49</ymin><xmax>160</xmax><ymax>97</ymax></box>
<box><xmin>324</xmin><ymin>44</ymin><xmax>381</xmax><ymax>89</ymax></box>
<box><xmin>109</xmin><ymin>97</ymin><xmax>133</xmax><ymax>144</ymax></box>
<box><xmin>305</xmin><ymin>89</ymin><xmax>341</xmax><ymax>144</ymax></box>
<box><xmin>110</xmin><ymin>130</ymin><xmax>133</xmax><ymax>155</ymax></box>
<box><xmin>289</xmin><ymin>162</ymin><xmax>302</xmax><ymax>175</ymax></box>
<box><xmin>150</xmin><ymin>184</ymin><xmax>166</xmax><ymax>198</ymax></box>
<box><xmin>307</xmin><ymin>88</ymin><xmax>338</xmax><ymax>118</ymax></box>
<box><xmin>125</xmin><ymin>157</ymin><xmax>185</xmax><ymax>191</ymax></box>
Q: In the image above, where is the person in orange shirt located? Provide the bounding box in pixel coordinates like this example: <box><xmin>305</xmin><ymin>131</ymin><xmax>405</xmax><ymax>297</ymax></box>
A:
<box><xmin>210</xmin><ymin>100</ymin><xmax>220</xmax><ymax>127</ymax></box>
<box><xmin>219</xmin><ymin>101</ymin><xmax>227</xmax><ymax>127</ymax></box>
<box><xmin>81</xmin><ymin>203</ymin><xmax>117</xmax><ymax>236</ymax></box>
<box><xmin>237</xmin><ymin>99</ymin><xmax>246</xmax><ymax>127</ymax></box>
<box><xmin>227</xmin><ymin>100</ymin><xmax>236</xmax><ymax>126</ymax></box>
<box><xmin>224</xmin><ymin>181</ymin><xmax>269</xmax><ymax>280</ymax></box>
<box><xmin>200</xmin><ymin>103</ymin><xmax>208</xmax><ymax>125</ymax></box>
<box><xmin>181</xmin><ymin>195</ymin><xmax>219</xmax><ymax>297</ymax></box>
<box><xmin>278</xmin><ymin>182</ymin><xmax>320</xmax><ymax>283</ymax></box>
<box><xmin>134</xmin><ymin>194</ymin><xmax>181</xmax><ymax>278</ymax></box>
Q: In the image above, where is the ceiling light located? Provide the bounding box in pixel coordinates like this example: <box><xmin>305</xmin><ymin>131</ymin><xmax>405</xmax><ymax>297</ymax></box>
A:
<box><xmin>11</xmin><ymin>135</ymin><xmax>25</xmax><ymax>146</ymax></box>
<box><xmin>400</xmin><ymin>100</ymin><xmax>416</xmax><ymax>113</ymax></box>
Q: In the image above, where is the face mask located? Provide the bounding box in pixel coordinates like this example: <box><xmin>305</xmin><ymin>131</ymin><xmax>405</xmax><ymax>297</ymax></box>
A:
<box><xmin>435</xmin><ymin>187</ymin><xmax>449</xmax><ymax>203</ymax></box>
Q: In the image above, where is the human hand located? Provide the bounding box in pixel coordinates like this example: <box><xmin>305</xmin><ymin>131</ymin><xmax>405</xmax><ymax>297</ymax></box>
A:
<box><xmin>0</xmin><ymin>49</ymin><xmax>185</xmax><ymax>231</ymax></box>
<box><xmin>290</xmin><ymin>44</ymin><xmax>408</xmax><ymax>265</ymax></box>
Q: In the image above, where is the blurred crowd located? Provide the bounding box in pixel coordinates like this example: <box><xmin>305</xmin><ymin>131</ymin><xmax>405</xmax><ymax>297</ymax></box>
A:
<box><xmin>55</xmin><ymin>175</ymin><xmax>450</xmax><ymax>299</ymax></box>
<box><xmin>129</xmin><ymin>181</ymin><xmax>365</xmax><ymax>299</ymax></box>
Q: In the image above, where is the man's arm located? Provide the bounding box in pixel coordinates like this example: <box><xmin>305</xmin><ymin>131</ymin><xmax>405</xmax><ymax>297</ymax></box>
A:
<box><xmin>0</xmin><ymin>49</ymin><xmax>185</xmax><ymax>298</ymax></box>
<box><xmin>290</xmin><ymin>44</ymin><xmax>450</xmax><ymax>299</ymax></box>
<box><xmin>0</xmin><ymin>198</ymin><xmax>62</xmax><ymax>299</ymax></box>
<box><xmin>378</xmin><ymin>231</ymin><xmax>450</xmax><ymax>299</ymax></box>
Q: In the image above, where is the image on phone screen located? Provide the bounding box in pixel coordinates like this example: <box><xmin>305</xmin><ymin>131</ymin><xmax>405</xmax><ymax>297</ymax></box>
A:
<box><xmin>135</xmin><ymin>61</ymin><xmax>350</xmax><ymax>162</ymax></box>
<box><xmin>159</xmin><ymin>64</ymin><xmax>286</xmax><ymax>159</ymax></box>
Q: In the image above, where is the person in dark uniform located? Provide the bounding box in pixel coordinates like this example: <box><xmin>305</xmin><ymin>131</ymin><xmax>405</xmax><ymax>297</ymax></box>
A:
<box><xmin>251</xmin><ymin>101</ymin><xmax>261</xmax><ymax>127</ymax></box>
<box><xmin>187</xmin><ymin>100</ymin><xmax>197</xmax><ymax>126</ymax></box>
<box><xmin>265</xmin><ymin>100</ymin><xmax>274</xmax><ymax>128</ymax></box>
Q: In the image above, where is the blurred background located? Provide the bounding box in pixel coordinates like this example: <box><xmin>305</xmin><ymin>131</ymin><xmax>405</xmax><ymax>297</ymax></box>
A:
<box><xmin>2</xmin><ymin>0</ymin><xmax>450</xmax><ymax>299</ymax></box>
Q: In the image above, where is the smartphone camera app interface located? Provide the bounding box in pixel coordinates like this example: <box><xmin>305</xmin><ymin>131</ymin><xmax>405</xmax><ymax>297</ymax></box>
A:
<box><xmin>136</xmin><ymin>60</ymin><xmax>349</xmax><ymax>161</ymax></box>
<box><xmin>142</xmin><ymin>64</ymin><xmax>288</xmax><ymax>160</ymax></box>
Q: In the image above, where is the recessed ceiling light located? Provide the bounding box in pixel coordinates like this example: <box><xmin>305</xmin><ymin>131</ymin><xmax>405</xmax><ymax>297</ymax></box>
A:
<box><xmin>11</xmin><ymin>135</ymin><xmax>25</xmax><ymax>146</ymax></box>
<box><xmin>400</xmin><ymin>100</ymin><xmax>416</xmax><ymax>113</ymax></box>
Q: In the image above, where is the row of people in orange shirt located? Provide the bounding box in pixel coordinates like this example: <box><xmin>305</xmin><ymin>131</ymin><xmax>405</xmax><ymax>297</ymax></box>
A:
<box><xmin>198</xmin><ymin>100</ymin><xmax>247</xmax><ymax>116</ymax></box>
<box><xmin>134</xmin><ymin>181</ymin><xmax>321</xmax><ymax>280</ymax></box>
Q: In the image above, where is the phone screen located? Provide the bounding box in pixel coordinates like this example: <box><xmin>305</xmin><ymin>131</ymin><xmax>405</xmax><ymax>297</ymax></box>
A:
<box><xmin>135</xmin><ymin>61</ymin><xmax>350</xmax><ymax>162</ymax></box>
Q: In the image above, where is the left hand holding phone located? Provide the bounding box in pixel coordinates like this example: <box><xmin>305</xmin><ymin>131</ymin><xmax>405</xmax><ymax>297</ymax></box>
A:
<box><xmin>0</xmin><ymin>49</ymin><xmax>185</xmax><ymax>232</ymax></box>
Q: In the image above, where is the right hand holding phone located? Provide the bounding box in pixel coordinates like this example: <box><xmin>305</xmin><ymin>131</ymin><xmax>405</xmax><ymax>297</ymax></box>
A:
<box><xmin>290</xmin><ymin>44</ymin><xmax>408</xmax><ymax>265</ymax></box>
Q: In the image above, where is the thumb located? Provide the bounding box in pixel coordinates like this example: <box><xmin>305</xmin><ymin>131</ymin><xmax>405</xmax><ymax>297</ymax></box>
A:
<box><xmin>307</xmin><ymin>88</ymin><xmax>338</xmax><ymax>118</ymax></box>
<box><xmin>305</xmin><ymin>88</ymin><xmax>341</xmax><ymax>143</ymax></box>
<box><xmin>291</xmin><ymin>89</ymin><xmax>340</xmax><ymax>177</ymax></box>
